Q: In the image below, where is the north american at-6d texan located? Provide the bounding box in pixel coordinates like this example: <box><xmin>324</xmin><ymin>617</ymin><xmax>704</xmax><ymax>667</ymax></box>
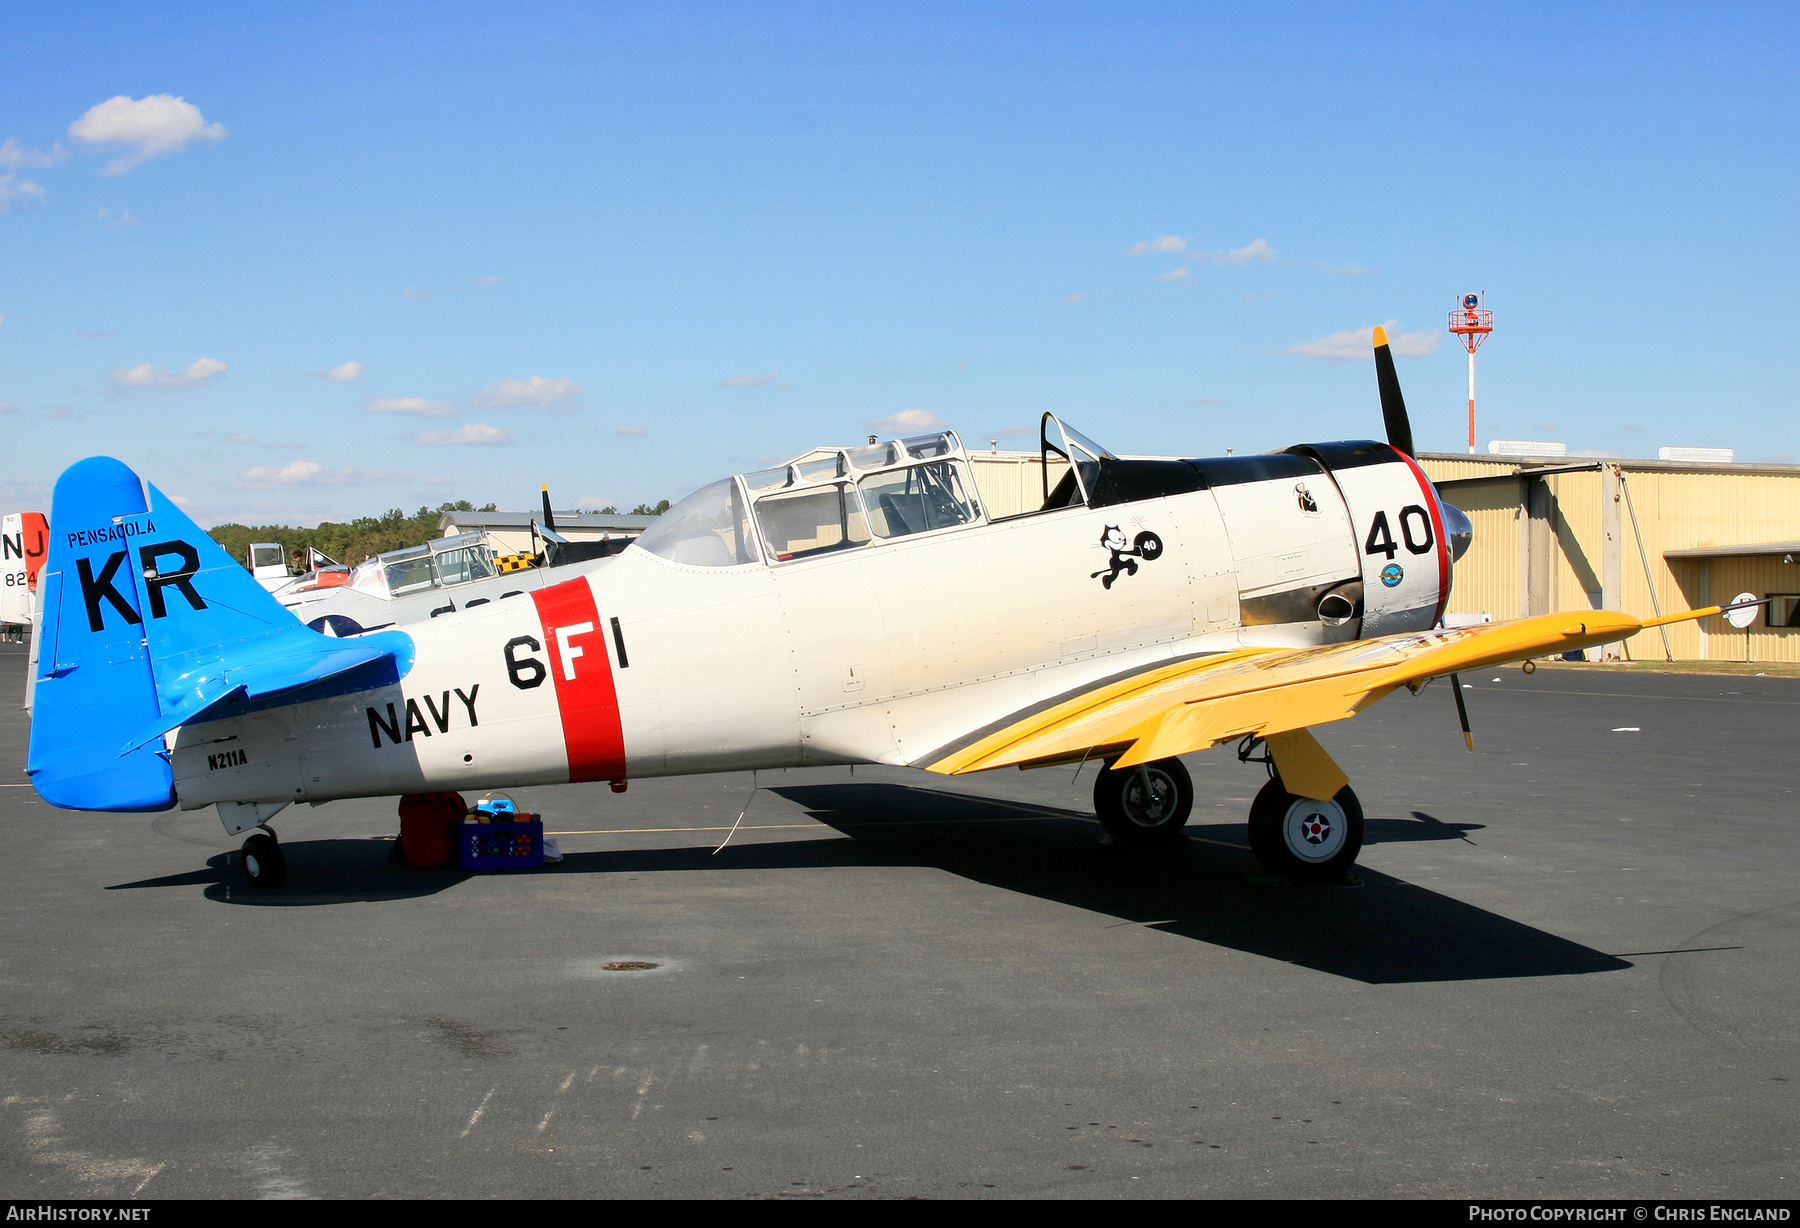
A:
<box><xmin>26</xmin><ymin>330</ymin><xmax>1733</xmax><ymax>889</ymax></box>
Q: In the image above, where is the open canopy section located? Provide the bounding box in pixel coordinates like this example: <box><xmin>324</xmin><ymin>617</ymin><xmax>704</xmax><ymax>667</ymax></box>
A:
<box><xmin>1041</xmin><ymin>413</ymin><xmax>1116</xmax><ymax>508</ymax></box>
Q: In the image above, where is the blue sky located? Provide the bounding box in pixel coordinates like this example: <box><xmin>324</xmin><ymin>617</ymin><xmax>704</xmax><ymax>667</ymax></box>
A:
<box><xmin>3</xmin><ymin>2</ymin><xmax>1795</xmax><ymax>526</ymax></box>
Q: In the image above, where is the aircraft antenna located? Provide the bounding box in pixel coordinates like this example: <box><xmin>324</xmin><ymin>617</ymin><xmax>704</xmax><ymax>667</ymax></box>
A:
<box><xmin>1448</xmin><ymin>293</ymin><xmax>1493</xmax><ymax>453</ymax></box>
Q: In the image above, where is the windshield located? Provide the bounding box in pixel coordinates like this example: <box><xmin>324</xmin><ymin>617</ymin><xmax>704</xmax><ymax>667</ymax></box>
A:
<box><xmin>634</xmin><ymin>479</ymin><xmax>760</xmax><ymax>566</ymax></box>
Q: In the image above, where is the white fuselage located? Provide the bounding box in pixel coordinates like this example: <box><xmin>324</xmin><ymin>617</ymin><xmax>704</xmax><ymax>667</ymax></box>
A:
<box><xmin>169</xmin><ymin>454</ymin><xmax>1447</xmax><ymax>811</ymax></box>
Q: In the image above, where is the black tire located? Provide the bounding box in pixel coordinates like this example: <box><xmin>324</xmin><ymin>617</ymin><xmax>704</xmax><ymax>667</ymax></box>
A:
<box><xmin>241</xmin><ymin>833</ymin><xmax>287</xmax><ymax>889</ymax></box>
<box><xmin>1247</xmin><ymin>778</ymin><xmax>1363</xmax><ymax>884</ymax></box>
<box><xmin>1093</xmin><ymin>757</ymin><xmax>1193</xmax><ymax>845</ymax></box>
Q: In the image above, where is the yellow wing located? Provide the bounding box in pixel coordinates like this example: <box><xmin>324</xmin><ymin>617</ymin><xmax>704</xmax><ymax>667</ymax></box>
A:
<box><xmin>922</xmin><ymin>605</ymin><xmax>1725</xmax><ymax>797</ymax></box>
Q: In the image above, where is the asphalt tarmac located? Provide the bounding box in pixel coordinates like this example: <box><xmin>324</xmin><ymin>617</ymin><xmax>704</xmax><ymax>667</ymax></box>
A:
<box><xmin>0</xmin><ymin>641</ymin><xmax>1794</xmax><ymax>1200</ymax></box>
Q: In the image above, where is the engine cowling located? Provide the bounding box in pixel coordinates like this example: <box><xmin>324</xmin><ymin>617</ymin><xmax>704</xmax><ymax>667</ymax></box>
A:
<box><xmin>1289</xmin><ymin>441</ymin><xmax>1451</xmax><ymax>638</ymax></box>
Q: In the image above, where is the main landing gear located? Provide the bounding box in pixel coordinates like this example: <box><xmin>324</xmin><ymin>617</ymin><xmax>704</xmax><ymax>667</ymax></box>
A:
<box><xmin>1093</xmin><ymin>757</ymin><xmax>1194</xmax><ymax>845</ymax></box>
<box><xmin>240</xmin><ymin>826</ymin><xmax>287</xmax><ymax>889</ymax></box>
<box><xmin>1246</xmin><ymin>778</ymin><xmax>1364</xmax><ymax>885</ymax></box>
<box><xmin>1093</xmin><ymin>742</ymin><xmax>1366</xmax><ymax>884</ymax></box>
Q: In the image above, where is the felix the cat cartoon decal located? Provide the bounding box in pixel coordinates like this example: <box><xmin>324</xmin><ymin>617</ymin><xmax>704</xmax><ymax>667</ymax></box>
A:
<box><xmin>1092</xmin><ymin>524</ymin><xmax>1163</xmax><ymax>589</ymax></box>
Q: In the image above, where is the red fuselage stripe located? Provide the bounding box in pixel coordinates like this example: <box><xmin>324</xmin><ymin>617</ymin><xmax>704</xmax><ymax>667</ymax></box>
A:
<box><xmin>530</xmin><ymin>578</ymin><xmax>627</xmax><ymax>784</ymax></box>
<box><xmin>1396</xmin><ymin>451</ymin><xmax>1451</xmax><ymax>625</ymax></box>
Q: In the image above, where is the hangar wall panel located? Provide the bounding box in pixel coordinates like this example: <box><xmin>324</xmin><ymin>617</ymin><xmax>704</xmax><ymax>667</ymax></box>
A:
<box><xmin>1423</xmin><ymin>454</ymin><xmax>1800</xmax><ymax>662</ymax></box>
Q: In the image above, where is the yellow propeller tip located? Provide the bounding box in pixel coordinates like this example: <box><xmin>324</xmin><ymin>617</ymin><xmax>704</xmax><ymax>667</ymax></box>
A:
<box><xmin>1372</xmin><ymin>325</ymin><xmax>1389</xmax><ymax>348</ymax></box>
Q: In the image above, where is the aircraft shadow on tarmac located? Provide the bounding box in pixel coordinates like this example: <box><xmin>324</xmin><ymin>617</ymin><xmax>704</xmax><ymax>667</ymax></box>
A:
<box><xmin>108</xmin><ymin>783</ymin><xmax>1620</xmax><ymax>986</ymax></box>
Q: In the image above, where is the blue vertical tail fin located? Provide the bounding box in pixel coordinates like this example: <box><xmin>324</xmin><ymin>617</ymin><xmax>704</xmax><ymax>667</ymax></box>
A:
<box><xmin>26</xmin><ymin>458</ymin><xmax>173</xmax><ymax>811</ymax></box>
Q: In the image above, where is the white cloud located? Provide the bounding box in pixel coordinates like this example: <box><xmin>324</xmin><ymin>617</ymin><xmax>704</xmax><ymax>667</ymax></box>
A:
<box><xmin>76</xmin><ymin>329</ymin><xmax>116</xmax><ymax>339</ymax></box>
<box><xmin>1287</xmin><ymin>320</ymin><xmax>1440</xmax><ymax>363</ymax></box>
<box><xmin>720</xmin><ymin>370</ymin><xmax>779</xmax><ymax>388</ymax></box>
<box><xmin>617</xmin><ymin>424</ymin><xmax>646</xmax><ymax>437</ymax></box>
<box><xmin>233</xmin><ymin>461</ymin><xmax>408</xmax><ymax>489</ymax></box>
<box><xmin>1156</xmin><ymin>267</ymin><xmax>1190</xmax><ymax>283</ymax></box>
<box><xmin>417</xmin><ymin>422</ymin><xmax>513</xmax><ymax>446</ymax></box>
<box><xmin>317</xmin><ymin>361</ymin><xmax>364</xmax><ymax>382</ymax></box>
<box><xmin>0</xmin><ymin>139</ymin><xmax>64</xmax><ymax>170</ymax></box>
<box><xmin>94</xmin><ymin>207</ymin><xmax>140</xmax><ymax>228</ymax></box>
<box><xmin>470</xmin><ymin>274</ymin><xmax>501</xmax><ymax>286</ymax></box>
<box><xmin>68</xmin><ymin>95</ymin><xmax>226</xmax><ymax>175</ymax></box>
<box><xmin>401</xmin><ymin>287</ymin><xmax>430</xmax><ymax>300</ymax></box>
<box><xmin>576</xmin><ymin>496</ymin><xmax>618</xmax><ymax>510</ymax></box>
<box><xmin>0</xmin><ymin>176</ymin><xmax>46</xmax><ymax>211</ymax></box>
<box><xmin>1130</xmin><ymin>237</ymin><xmax>1278</xmax><ymax>271</ymax></box>
<box><xmin>1212</xmin><ymin>238</ymin><xmax>1277</xmax><ymax>267</ymax></box>
<box><xmin>0</xmin><ymin>314</ymin><xmax>6</xmax><ymax>327</ymax></box>
<box><xmin>1244</xmin><ymin>290</ymin><xmax>1279</xmax><ymax>302</ymax></box>
<box><xmin>0</xmin><ymin>401</ymin><xmax>17</xmax><ymax>414</ymax></box>
<box><xmin>366</xmin><ymin>396</ymin><xmax>455</xmax><ymax>417</ymax></box>
<box><xmin>868</xmin><ymin>409</ymin><xmax>948</xmax><ymax>435</ymax></box>
<box><xmin>224</xmin><ymin>433</ymin><xmax>255</xmax><ymax>444</ymax></box>
<box><xmin>110</xmin><ymin>356</ymin><xmax>227</xmax><ymax>390</ymax></box>
<box><xmin>471</xmin><ymin>376</ymin><xmax>582</xmax><ymax>408</ymax></box>
<box><xmin>1061</xmin><ymin>292</ymin><xmax>1087</xmax><ymax>303</ymax></box>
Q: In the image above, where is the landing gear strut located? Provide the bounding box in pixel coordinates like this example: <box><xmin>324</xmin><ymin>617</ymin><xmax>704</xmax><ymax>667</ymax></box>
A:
<box><xmin>240</xmin><ymin>826</ymin><xmax>287</xmax><ymax>889</ymax></box>
<box><xmin>1093</xmin><ymin>757</ymin><xmax>1194</xmax><ymax>846</ymax></box>
<box><xmin>1246</xmin><ymin>778</ymin><xmax>1363</xmax><ymax>885</ymax></box>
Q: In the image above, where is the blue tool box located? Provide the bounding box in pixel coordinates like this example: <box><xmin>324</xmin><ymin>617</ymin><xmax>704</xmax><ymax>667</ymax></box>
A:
<box><xmin>459</xmin><ymin>817</ymin><xmax>544</xmax><ymax>870</ymax></box>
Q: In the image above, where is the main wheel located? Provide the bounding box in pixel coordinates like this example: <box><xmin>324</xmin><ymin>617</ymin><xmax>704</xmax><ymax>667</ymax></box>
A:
<box><xmin>1246</xmin><ymin>778</ymin><xmax>1363</xmax><ymax>884</ymax></box>
<box><xmin>1093</xmin><ymin>757</ymin><xmax>1193</xmax><ymax>845</ymax></box>
<box><xmin>241</xmin><ymin>832</ymin><xmax>288</xmax><ymax>889</ymax></box>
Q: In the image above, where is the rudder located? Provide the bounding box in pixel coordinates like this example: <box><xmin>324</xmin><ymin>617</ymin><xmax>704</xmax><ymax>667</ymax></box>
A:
<box><xmin>26</xmin><ymin>457</ymin><xmax>174</xmax><ymax>811</ymax></box>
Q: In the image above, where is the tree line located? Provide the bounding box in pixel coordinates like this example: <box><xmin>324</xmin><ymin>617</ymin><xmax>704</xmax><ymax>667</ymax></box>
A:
<box><xmin>205</xmin><ymin>498</ymin><xmax>673</xmax><ymax>570</ymax></box>
<box><xmin>206</xmin><ymin>502</ymin><xmax>499</xmax><ymax>569</ymax></box>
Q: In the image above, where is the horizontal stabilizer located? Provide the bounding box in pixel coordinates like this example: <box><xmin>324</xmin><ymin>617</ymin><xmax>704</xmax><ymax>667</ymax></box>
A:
<box><xmin>116</xmin><ymin>484</ymin><xmax>415</xmax><ymax>753</ymax></box>
<box><xmin>119</xmin><ymin>636</ymin><xmax>403</xmax><ymax>755</ymax></box>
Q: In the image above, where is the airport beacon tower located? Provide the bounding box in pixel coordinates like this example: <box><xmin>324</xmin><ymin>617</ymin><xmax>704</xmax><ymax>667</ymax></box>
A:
<box><xmin>1448</xmin><ymin>293</ymin><xmax>1493</xmax><ymax>453</ymax></box>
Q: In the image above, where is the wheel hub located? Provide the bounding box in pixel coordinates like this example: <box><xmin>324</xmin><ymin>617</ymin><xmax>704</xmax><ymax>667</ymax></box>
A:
<box><xmin>1125</xmin><ymin>773</ymin><xmax>1172</xmax><ymax>825</ymax></box>
<box><xmin>1282</xmin><ymin>798</ymin><xmax>1347</xmax><ymax>862</ymax></box>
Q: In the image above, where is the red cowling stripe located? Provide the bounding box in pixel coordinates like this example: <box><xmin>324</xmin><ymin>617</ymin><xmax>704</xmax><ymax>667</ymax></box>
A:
<box><xmin>1395</xmin><ymin>450</ymin><xmax>1451</xmax><ymax>627</ymax></box>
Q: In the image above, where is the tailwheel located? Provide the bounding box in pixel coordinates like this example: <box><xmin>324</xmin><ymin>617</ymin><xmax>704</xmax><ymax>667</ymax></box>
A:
<box><xmin>1247</xmin><ymin>778</ymin><xmax>1363</xmax><ymax>885</ymax></box>
<box><xmin>1093</xmin><ymin>757</ymin><xmax>1193</xmax><ymax>846</ymax></box>
<box><xmin>241</xmin><ymin>831</ymin><xmax>287</xmax><ymax>889</ymax></box>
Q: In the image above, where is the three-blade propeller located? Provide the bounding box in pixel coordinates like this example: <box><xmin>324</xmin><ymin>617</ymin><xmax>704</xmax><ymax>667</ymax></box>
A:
<box><xmin>1371</xmin><ymin>324</ymin><xmax>1414</xmax><ymax>458</ymax></box>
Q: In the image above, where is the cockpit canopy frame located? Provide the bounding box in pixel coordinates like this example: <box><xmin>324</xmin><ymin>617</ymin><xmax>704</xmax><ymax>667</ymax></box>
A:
<box><xmin>634</xmin><ymin>429</ymin><xmax>988</xmax><ymax>568</ymax></box>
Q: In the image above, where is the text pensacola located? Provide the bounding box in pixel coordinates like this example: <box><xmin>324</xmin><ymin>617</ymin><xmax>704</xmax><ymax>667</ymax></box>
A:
<box><xmin>1470</xmin><ymin>1210</ymin><xmax>1792</xmax><ymax>1223</ymax></box>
